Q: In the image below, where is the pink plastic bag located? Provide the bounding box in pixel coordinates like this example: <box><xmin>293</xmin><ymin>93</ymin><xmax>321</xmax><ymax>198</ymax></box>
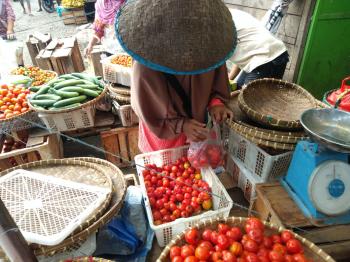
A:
<box><xmin>187</xmin><ymin>124</ymin><xmax>224</xmax><ymax>169</ymax></box>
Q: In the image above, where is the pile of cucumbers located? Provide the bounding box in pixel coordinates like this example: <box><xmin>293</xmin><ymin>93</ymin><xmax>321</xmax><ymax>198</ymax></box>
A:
<box><xmin>29</xmin><ymin>73</ymin><xmax>104</xmax><ymax>111</ymax></box>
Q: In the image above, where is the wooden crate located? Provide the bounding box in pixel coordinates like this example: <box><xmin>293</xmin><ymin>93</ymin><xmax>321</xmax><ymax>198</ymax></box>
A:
<box><xmin>100</xmin><ymin>126</ymin><xmax>139</xmax><ymax>168</ymax></box>
<box><xmin>26</xmin><ymin>32</ymin><xmax>51</xmax><ymax>66</ymax></box>
<box><xmin>0</xmin><ymin>131</ymin><xmax>63</xmax><ymax>171</ymax></box>
<box><xmin>36</xmin><ymin>37</ymin><xmax>85</xmax><ymax>75</ymax></box>
<box><xmin>252</xmin><ymin>183</ymin><xmax>350</xmax><ymax>261</ymax></box>
<box><xmin>90</xmin><ymin>45</ymin><xmax>104</xmax><ymax>77</ymax></box>
<box><xmin>62</xmin><ymin>8</ymin><xmax>88</xmax><ymax>25</ymax></box>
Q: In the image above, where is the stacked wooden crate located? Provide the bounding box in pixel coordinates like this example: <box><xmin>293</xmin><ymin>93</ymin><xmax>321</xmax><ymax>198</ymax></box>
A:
<box><xmin>25</xmin><ymin>32</ymin><xmax>52</xmax><ymax>66</ymax></box>
<box><xmin>35</xmin><ymin>37</ymin><xmax>85</xmax><ymax>75</ymax></box>
<box><xmin>61</xmin><ymin>7</ymin><xmax>88</xmax><ymax>25</ymax></box>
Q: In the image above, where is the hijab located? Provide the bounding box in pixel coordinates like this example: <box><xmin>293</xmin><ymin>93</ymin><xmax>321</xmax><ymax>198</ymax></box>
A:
<box><xmin>95</xmin><ymin>0</ymin><xmax>125</xmax><ymax>25</ymax></box>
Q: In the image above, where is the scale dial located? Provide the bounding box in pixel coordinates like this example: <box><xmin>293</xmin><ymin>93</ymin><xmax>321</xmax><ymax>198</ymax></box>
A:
<box><xmin>308</xmin><ymin>160</ymin><xmax>350</xmax><ymax>216</ymax></box>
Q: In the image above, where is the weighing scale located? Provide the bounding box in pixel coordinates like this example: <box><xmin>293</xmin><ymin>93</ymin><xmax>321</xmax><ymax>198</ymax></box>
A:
<box><xmin>281</xmin><ymin>108</ymin><xmax>350</xmax><ymax>225</ymax></box>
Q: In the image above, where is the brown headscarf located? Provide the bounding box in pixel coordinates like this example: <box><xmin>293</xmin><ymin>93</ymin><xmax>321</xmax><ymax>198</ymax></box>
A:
<box><xmin>131</xmin><ymin>62</ymin><xmax>230</xmax><ymax>139</ymax></box>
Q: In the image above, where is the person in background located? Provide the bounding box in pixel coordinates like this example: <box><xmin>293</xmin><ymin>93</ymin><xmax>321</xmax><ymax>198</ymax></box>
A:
<box><xmin>19</xmin><ymin>0</ymin><xmax>32</xmax><ymax>15</ymax></box>
<box><xmin>0</xmin><ymin>0</ymin><xmax>15</xmax><ymax>40</ymax></box>
<box><xmin>84</xmin><ymin>0</ymin><xmax>125</xmax><ymax>57</ymax></box>
<box><xmin>228</xmin><ymin>9</ymin><xmax>289</xmax><ymax>89</ymax></box>
<box><xmin>115</xmin><ymin>0</ymin><xmax>235</xmax><ymax>153</ymax></box>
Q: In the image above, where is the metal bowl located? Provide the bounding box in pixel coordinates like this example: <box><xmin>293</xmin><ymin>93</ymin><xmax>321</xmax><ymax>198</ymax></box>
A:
<box><xmin>300</xmin><ymin>108</ymin><xmax>350</xmax><ymax>153</ymax></box>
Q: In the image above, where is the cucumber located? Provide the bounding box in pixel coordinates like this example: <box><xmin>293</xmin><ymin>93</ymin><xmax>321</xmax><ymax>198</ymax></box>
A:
<box><xmin>71</xmin><ymin>73</ymin><xmax>97</xmax><ymax>83</ymax></box>
<box><xmin>81</xmin><ymin>89</ymin><xmax>100</xmax><ymax>98</ymax></box>
<box><xmin>50</xmin><ymin>103</ymin><xmax>81</xmax><ymax>110</ymax></box>
<box><xmin>32</xmin><ymin>85</ymin><xmax>51</xmax><ymax>99</ymax></box>
<box><xmin>30</xmin><ymin>99</ymin><xmax>57</xmax><ymax>107</ymax></box>
<box><xmin>35</xmin><ymin>94</ymin><xmax>61</xmax><ymax>101</ymax></box>
<box><xmin>52</xmin><ymin>89</ymin><xmax>79</xmax><ymax>98</ymax></box>
<box><xmin>33</xmin><ymin>105</ymin><xmax>46</xmax><ymax>110</ymax></box>
<box><xmin>53</xmin><ymin>95</ymin><xmax>87</xmax><ymax>108</ymax></box>
<box><xmin>53</xmin><ymin>80</ymin><xmax>85</xmax><ymax>89</ymax></box>
<box><xmin>29</xmin><ymin>86</ymin><xmax>41</xmax><ymax>92</ymax></box>
<box><xmin>60</xmin><ymin>86</ymin><xmax>84</xmax><ymax>93</ymax></box>
<box><xmin>47</xmin><ymin>78</ymin><xmax>65</xmax><ymax>87</ymax></box>
<box><xmin>76</xmin><ymin>84</ymin><xmax>99</xmax><ymax>89</ymax></box>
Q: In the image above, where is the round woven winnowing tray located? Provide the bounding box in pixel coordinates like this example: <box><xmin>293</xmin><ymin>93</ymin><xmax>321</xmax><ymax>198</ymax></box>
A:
<box><xmin>238</xmin><ymin>78</ymin><xmax>317</xmax><ymax>130</ymax></box>
<box><xmin>31</xmin><ymin>157</ymin><xmax>127</xmax><ymax>257</ymax></box>
<box><xmin>0</xmin><ymin>159</ymin><xmax>113</xmax><ymax>254</ymax></box>
<box><xmin>109</xmin><ymin>84</ymin><xmax>131</xmax><ymax>96</ymax></box>
<box><xmin>227</xmin><ymin>91</ymin><xmax>306</xmax><ymax>143</ymax></box>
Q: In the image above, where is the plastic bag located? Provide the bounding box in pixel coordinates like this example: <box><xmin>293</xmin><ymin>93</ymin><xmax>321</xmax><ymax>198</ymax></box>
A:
<box><xmin>188</xmin><ymin>124</ymin><xmax>225</xmax><ymax>169</ymax></box>
<box><xmin>0</xmin><ymin>39</ymin><xmax>22</xmax><ymax>79</ymax></box>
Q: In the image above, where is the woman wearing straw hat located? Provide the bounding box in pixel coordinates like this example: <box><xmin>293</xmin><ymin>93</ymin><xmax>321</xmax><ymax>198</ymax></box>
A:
<box><xmin>115</xmin><ymin>0</ymin><xmax>236</xmax><ymax>153</ymax></box>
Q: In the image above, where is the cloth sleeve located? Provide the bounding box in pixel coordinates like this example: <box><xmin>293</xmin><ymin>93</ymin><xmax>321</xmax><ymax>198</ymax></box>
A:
<box><xmin>131</xmin><ymin>63</ymin><xmax>186</xmax><ymax>139</ymax></box>
<box><xmin>5</xmin><ymin>0</ymin><xmax>15</xmax><ymax>22</ymax></box>
<box><xmin>92</xmin><ymin>17</ymin><xmax>105</xmax><ymax>39</ymax></box>
<box><xmin>209</xmin><ymin>65</ymin><xmax>231</xmax><ymax>104</ymax></box>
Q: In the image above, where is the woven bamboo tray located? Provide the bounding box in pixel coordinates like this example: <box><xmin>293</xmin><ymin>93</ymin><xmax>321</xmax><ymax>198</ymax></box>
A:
<box><xmin>238</xmin><ymin>78</ymin><xmax>317</xmax><ymax>130</ymax></box>
<box><xmin>228</xmin><ymin>91</ymin><xmax>306</xmax><ymax>143</ymax></box>
<box><xmin>32</xmin><ymin>157</ymin><xmax>127</xmax><ymax>256</ymax></box>
<box><xmin>109</xmin><ymin>84</ymin><xmax>131</xmax><ymax>96</ymax></box>
<box><xmin>63</xmin><ymin>257</ymin><xmax>113</xmax><ymax>262</ymax></box>
<box><xmin>0</xmin><ymin>158</ymin><xmax>114</xmax><ymax>257</ymax></box>
<box><xmin>157</xmin><ymin>217</ymin><xmax>335</xmax><ymax>262</ymax></box>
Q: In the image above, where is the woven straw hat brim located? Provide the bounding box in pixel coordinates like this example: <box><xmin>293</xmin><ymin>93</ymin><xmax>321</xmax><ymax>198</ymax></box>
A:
<box><xmin>116</xmin><ymin>0</ymin><xmax>237</xmax><ymax>75</ymax></box>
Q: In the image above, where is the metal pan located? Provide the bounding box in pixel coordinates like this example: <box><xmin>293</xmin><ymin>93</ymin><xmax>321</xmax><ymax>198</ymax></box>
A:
<box><xmin>300</xmin><ymin>108</ymin><xmax>350</xmax><ymax>153</ymax></box>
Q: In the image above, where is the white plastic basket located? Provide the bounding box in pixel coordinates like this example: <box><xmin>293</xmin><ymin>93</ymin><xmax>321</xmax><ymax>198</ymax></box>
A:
<box><xmin>228</xmin><ymin>129</ymin><xmax>293</xmax><ymax>182</ymax></box>
<box><xmin>134</xmin><ymin>146</ymin><xmax>233</xmax><ymax>247</ymax></box>
<box><xmin>112</xmin><ymin>100</ymin><xmax>139</xmax><ymax>127</ymax></box>
<box><xmin>0</xmin><ymin>169</ymin><xmax>110</xmax><ymax>246</ymax></box>
<box><xmin>101</xmin><ymin>54</ymin><xmax>132</xmax><ymax>86</ymax></box>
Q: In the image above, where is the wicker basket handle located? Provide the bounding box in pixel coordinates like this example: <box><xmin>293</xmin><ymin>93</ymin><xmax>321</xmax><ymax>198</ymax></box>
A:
<box><xmin>334</xmin><ymin>89</ymin><xmax>350</xmax><ymax>109</ymax></box>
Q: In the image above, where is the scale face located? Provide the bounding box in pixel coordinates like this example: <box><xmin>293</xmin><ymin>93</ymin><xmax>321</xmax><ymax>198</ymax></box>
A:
<box><xmin>309</xmin><ymin>160</ymin><xmax>350</xmax><ymax>216</ymax></box>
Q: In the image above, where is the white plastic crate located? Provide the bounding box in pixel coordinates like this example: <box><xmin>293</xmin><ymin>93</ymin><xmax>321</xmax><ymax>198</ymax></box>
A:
<box><xmin>134</xmin><ymin>146</ymin><xmax>233</xmax><ymax>247</ymax></box>
<box><xmin>101</xmin><ymin>54</ymin><xmax>132</xmax><ymax>86</ymax></box>
<box><xmin>228</xmin><ymin>129</ymin><xmax>293</xmax><ymax>182</ymax></box>
<box><xmin>112</xmin><ymin>100</ymin><xmax>139</xmax><ymax>127</ymax></box>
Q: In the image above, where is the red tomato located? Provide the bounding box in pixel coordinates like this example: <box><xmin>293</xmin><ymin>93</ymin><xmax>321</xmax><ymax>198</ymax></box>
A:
<box><xmin>227</xmin><ymin>227</ymin><xmax>243</xmax><ymax>241</ymax></box>
<box><xmin>198</xmin><ymin>240</ymin><xmax>213</xmax><ymax>251</ymax></box>
<box><xmin>211</xmin><ymin>251</ymin><xmax>222</xmax><ymax>261</ymax></box>
<box><xmin>257</xmin><ymin>248</ymin><xmax>270</xmax><ymax>260</ymax></box>
<box><xmin>202</xmin><ymin>229</ymin><xmax>212</xmax><ymax>241</ymax></box>
<box><xmin>269</xmin><ymin>250</ymin><xmax>284</xmax><ymax>262</ymax></box>
<box><xmin>181</xmin><ymin>245</ymin><xmax>195</xmax><ymax>258</ymax></box>
<box><xmin>286</xmin><ymin>239</ymin><xmax>303</xmax><ymax>254</ymax></box>
<box><xmin>272</xmin><ymin>243</ymin><xmax>286</xmax><ymax>256</ymax></box>
<box><xmin>218</xmin><ymin>223</ymin><xmax>230</xmax><ymax>234</ymax></box>
<box><xmin>171</xmin><ymin>256</ymin><xmax>184</xmax><ymax>262</ymax></box>
<box><xmin>271</xmin><ymin>234</ymin><xmax>282</xmax><ymax>244</ymax></box>
<box><xmin>229</xmin><ymin>242</ymin><xmax>243</xmax><ymax>256</ymax></box>
<box><xmin>247</xmin><ymin>229</ymin><xmax>263</xmax><ymax>244</ymax></box>
<box><xmin>202</xmin><ymin>199</ymin><xmax>213</xmax><ymax>210</ymax></box>
<box><xmin>263</xmin><ymin>236</ymin><xmax>273</xmax><ymax>249</ymax></box>
<box><xmin>222</xmin><ymin>250</ymin><xmax>237</xmax><ymax>262</ymax></box>
<box><xmin>170</xmin><ymin>246</ymin><xmax>182</xmax><ymax>259</ymax></box>
<box><xmin>284</xmin><ymin>254</ymin><xmax>294</xmax><ymax>262</ymax></box>
<box><xmin>210</xmin><ymin>231</ymin><xmax>219</xmax><ymax>245</ymax></box>
<box><xmin>183</xmin><ymin>256</ymin><xmax>198</xmax><ymax>262</ymax></box>
<box><xmin>244</xmin><ymin>253</ymin><xmax>259</xmax><ymax>262</ymax></box>
<box><xmin>217</xmin><ymin>234</ymin><xmax>230</xmax><ymax>250</ymax></box>
<box><xmin>292</xmin><ymin>254</ymin><xmax>307</xmax><ymax>262</ymax></box>
<box><xmin>243</xmin><ymin>239</ymin><xmax>259</xmax><ymax>253</ymax></box>
<box><xmin>245</xmin><ymin>217</ymin><xmax>264</xmax><ymax>233</ymax></box>
<box><xmin>281</xmin><ymin>230</ymin><xmax>294</xmax><ymax>244</ymax></box>
<box><xmin>195</xmin><ymin>246</ymin><xmax>211</xmax><ymax>260</ymax></box>
<box><xmin>153</xmin><ymin>211</ymin><xmax>161</xmax><ymax>220</ymax></box>
<box><xmin>185</xmin><ymin>229</ymin><xmax>200</xmax><ymax>245</ymax></box>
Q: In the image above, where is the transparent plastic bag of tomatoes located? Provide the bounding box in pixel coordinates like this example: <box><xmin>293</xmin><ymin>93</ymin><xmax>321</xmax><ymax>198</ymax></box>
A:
<box><xmin>187</xmin><ymin>124</ymin><xmax>224</xmax><ymax>169</ymax></box>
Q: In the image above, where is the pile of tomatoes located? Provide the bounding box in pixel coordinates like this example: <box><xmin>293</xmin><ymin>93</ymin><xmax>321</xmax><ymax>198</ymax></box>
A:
<box><xmin>169</xmin><ymin>217</ymin><xmax>312</xmax><ymax>262</ymax></box>
<box><xmin>188</xmin><ymin>143</ymin><xmax>223</xmax><ymax>169</ymax></box>
<box><xmin>0</xmin><ymin>84</ymin><xmax>30</xmax><ymax>120</ymax></box>
<box><xmin>12</xmin><ymin>66</ymin><xmax>56</xmax><ymax>86</ymax></box>
<box><xmin>111</xmin><ymin>55</ymin><xmax>133</xmax><ymax>67</ymax></box>
<box><xmin>142</xmin><ymin>156</ymin><xmax>213</xmax><ymax>225</ymax></box>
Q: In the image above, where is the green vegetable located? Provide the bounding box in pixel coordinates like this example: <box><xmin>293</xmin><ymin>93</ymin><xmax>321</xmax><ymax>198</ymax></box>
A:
<box><xmin>47</xmin><ymin>78</ymin><xmax>65</xmax><ymax>86</ymax></box>
<box><xmin>53</xmin><ymin>80</ymin><xmax>85</xmax><ymax>89</ymax></box>
<box><xmin>52</xmin><ymin>89</ymin><xmax>79</xmax><ymax>98</ymax></box>
<box><xmin>29</xmin><ymin>86</ymin><xmax>41</xmax><ymax>92</ymax></box>
<box><xmin>76</xmin><ymin>84</ymin><xmax>99</xmax><ymax>89</ymax></box>
<box><xmin>50</xmin><ymin>103</ymin><xmax>81</xmax><ymax>110</ymax></box>
<box><xmin>30</xmin><ymin>99</ymin><xmax>57</xmax><ymax>107</ymax></box>
<box><xmin>35</xmin><ymin>94</ymin><xmax>61</xmax><ymax>101</ymax></box>
<box><xmin>53</xmin><ymin>95</ymin><xmax>87</xmax><ymax>108</ymax></box>
<box><xmin>32</xmin><ymin>85</ymin><xmax>51</xmax><ymax>99</ymax></box>
<box><xmin>71</xmin><ymin>73</ymin><xmax>97</xmax><ymax>83</ymax></box>
<box><xmin>60</xmin><ymin>86</ymin><xmax>84</xmax><ymax>93</ymax></box>
<box><xmin>80</xmin><ymin>89</ymin><xmax>100</xmax><ymax>97</ymax></box>
<box><xmin>59</xmin><ymin>74</ymin><xmax>80</xmax><ymax>80</ymax></box>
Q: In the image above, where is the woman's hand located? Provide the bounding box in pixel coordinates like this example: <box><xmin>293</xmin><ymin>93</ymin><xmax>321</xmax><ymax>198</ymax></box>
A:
<box><xmin>183</xmin><ymin>119</ymin><xmax>209</xmax><ymax>142</ymax></box>
<box><xmin>84</xmin><ymin>43</ymin><xmax>94</xmax><ymax>58</ymax></box>
<box><xmin>209</xmin><ymin>105</ymin><xmax>233</xmax><ymax>124</ymax></box>
<box><xmin>6</xmin><ymin>30</ymin><xmax>15</xmax><ymax>40</ymax></box>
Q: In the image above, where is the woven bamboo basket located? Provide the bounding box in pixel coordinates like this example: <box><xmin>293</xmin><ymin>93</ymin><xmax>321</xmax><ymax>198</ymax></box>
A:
<box><xmin>32</xmin><ymin>157</ymin><xmax>127</xmax><ymax>256</ymax></box>
<box><xmin>238</xmin><ymin>79</ymin><xmax>317</xmax><ymax>130</ymax></box>
<box><xmin>63</xmin><ymin>257</ymin><xmax>113</xmax><ymax>262</ymax></box>
<box><xmin>157</xmin><ymin>217</ymin><xmax>335</xmax><ymax>262</ymax></box>
<box><xmin>109</xmin><ymin>84</ymin><xmax>131</xmax><ymax>96</ymax></box>
<box><xmin>227</xmin><ymin>91</ymin><xmax>307</xmax><ymax>144</ymax></box>
<box><xmin>0</xmin><ymin>158</ymin><xmax>115</xmax><ymax>258</ymax></box>
<box><xmin>0</xmin><ymin>110</ymin><xmax>42</xmax><ymax>133</ymax></box>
